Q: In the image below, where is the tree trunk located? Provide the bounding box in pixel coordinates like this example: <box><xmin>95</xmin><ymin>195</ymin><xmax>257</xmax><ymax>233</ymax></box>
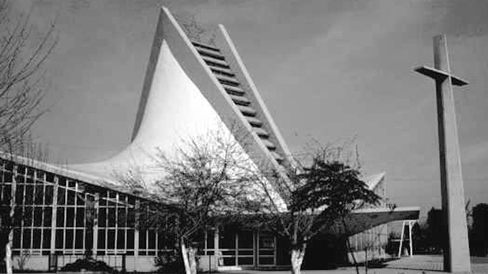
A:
<box><xmin>187</xmin><ymin>246</ymin><xmax>198</xmax><ymax>274</ymax></box>
<box><xmin>290</xmin><ymin>244</ymin><xmax>306</xmax><ymax>274</ymax></box>
<box><xmin>181</xmin><ymin>240</ymin><xmax>198</xmax><ymax>274</ymax></box>
<box><xmin>181</xmin><ymin>240</ymin><xmax>192</xmax><ymax>274</ymax></box>
<box><xmin>6</xmin><ymin>167</ymin><xmax>17</xmax><ymax>274</ymax></box>
<box><xmin>5</xmin><ymin>239</ymin><xmax>13</xmax><ymax>274</ymax></box>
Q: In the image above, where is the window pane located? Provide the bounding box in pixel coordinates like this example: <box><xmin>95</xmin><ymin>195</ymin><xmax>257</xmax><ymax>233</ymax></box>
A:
<box><xmin>34</xmin><ymin>207</ymin><xmax>43</xmax><ymax>226</ymax></box>
<box><xmin>34</xmin><ymin>185</ymin><xmax>43</xmax><ymax>204</ymax></box>
<box><xmin>25</xmin><ymin>185</ymin><xmax>34</xmax><ymax>205</ymax></box>
<box><xmin>148</xmin><ymin>230</ymin><xmax>156</xmax><ymax>249</ymax></box>
<box><xmin>55</xmin><ymin>229</ymin><xmax>64</xmax><ymax>249</ymax></box>
<box><xmin>107</xmin><ymin>230</ymin><xmax>115</xmax><ymax>249</ymax></box>
<box><xmin>220</xmin><ymin>232</ymin><xmax>235</xmax><ymax>248</ymax></box>
<box><xmin>128</xmin><ymin>196</ymin><xmax>135</xmax><ymax>206</ymax></box>
<box><xmin>127</xmin><ymin>229</ymin><xmax>134</xmax><ymax>249</ymax></box>
<box><xmin>4</xmin><ymin>172</ymin><xmax>12</xmax><ymax>183</ymax></box>
<box><xmin>56</xmin><ymin>208</ymin><xmax>64</xmax><ymax>227</ymax></box>
<box><xmin>118</xmin><ymin>194</ymin><xmax>126</xmax><ymax>203</ymax></box>
<box><xmin>67</xmin><ymin>190</ymin><xmax>75</xmax><ymax>205</ymax></box>
<box><xmin>98</xmin><ymin>208</ymin><xmax>107</xmax><ymax>227</ymax></box>
<box><xmin>43</xmin><ymin>229</ymin><xmax>51</xmax><ymax>249</ymax></box>
<box><xmin>259</xmin><ymin>234</ymin><xmax>274</xmax><ymax>248</ymax></box>
<box><xmin>117</xmin><ymin>208</ymin><xmax>126</xmax><ymax>227</ymax></box>
<box><xmin>108</xmin><ymin>208</ymin><xmax>115</xmax><ymax>227</ymax></box>
<box><xmin>2</xmin><ymin>184</ymin><xmax>11</xmax><ymax>201</ymax></box>
<box><xmin>22</xmin><ymin>229</ymin><xmax>31</xmax><ymax>249</ymax></box>
<box><xmin>223</xmin><ymin>257</ymin><xmax>235</xmax><ymax>266</ymax></box>
<box><xmin>76</xmin><ymin>193</ymin><xmax>85</xmax><ymax>206</ymax></box>
<box><xmin>13</xmin><ymin>206</ymin><xmax>23</xmax><ymax>226</ymax></box>
<box><xmin>66</xmin><ymin>208</ymin><xmax>75</xmax><ymax>227</ymax></box>
<box><xmin>206</xmin><ymin>230</ymin><xmax>214</xmax><ymax>249</ymax></box>
<box><xmin>57</xmin><ymin>188</ymin><xmax>65</xmax><ymax>205</ymax></box>
<box><xmin>238</xmin><ymin>257</ymin><xmax>253</xmax><ymax>265</ymax></box>
<box><xmin>127</xmin><ymin>208</ymin><xmax>135</xmax><ymax>227</ymax></box>
<box><xmin>99</xmin><ymin>196</ymin><xmax>107</xmax><ymax>206</ymax></box>
<box><xmin>259</xmin><ymin>250</ymin><xmax>274</xmax><ymax>256</ymax></box>
<box><xmin>43</xmin><ymin>207</ymin><xmax>52</xmax><ymax>227</ymax></box>
<box><xmin>97</xmin><ymin>229</ymin><xmax>105</xmax><ymax>249</ymax></box>
<box><xmin>107</xmin><ymin>200</ymin><xmax>116</xmax><ymax>208</ymax></box>
<box><xmin>33</xmin><ymin>229</ymin><xmax>42</xmax><ymax>248</ymax></box>
<box><xmin>27</xmin><ymin>168</ymin><xmax>34</xmax><ymax>178</ymax></box>
<box><xmin>117</xmin><ymin>229</ymin><xmax>125</xmax><ymax>249</ymax></box>
<box><xmin>139</xmin><ymin>230</ymin><xmax>146</xmax><ymax>249</ymax></box>
<box><xmin>46</xmin><ymin>173</ymin><xmax>54</xmax><ymax>183</ymax></box>
<box><xmin>75</xmin><ymin>229</ymin><xmax>84</xmax><ymax>249</ymax></box>
<box><xmin>259</xmin><ymin>257</ymin><xmax>274</xmax><ymax>265</ymax></box>
<box><xmin>15</xmin><ymin>175</ymin><xmax>25</xmax><ymax>184</ymax></box>
<box><xmin>239</xmin><ymin>231</ymin><xmax>253</xmax><ymax>249</ymax></box>
<box><xmin>65</xmin><ymin>229</ymin><xmax>74</xmax><ymax>249</ymax></box>
<box><xmin>45</xmin><ymin>186</ymin><xmax>53</xmax><ymax>205</ymax></box>
<box><xmin>23</xmin><ymin>206</ymin><xmax>33</xmax><ymax>226</ymax></box>
<box><xmin>15</xmin><ymin>185</ymin><xmax>24</xmax><ymax>204</ymax></box>
<box><xmin>13</xmin><ymin>229</ymin><xmax>21</xmax><ymax>248</ymax></box>
<box><xmin>76</xmin><ymin>208</ymin><xmax>85</xmax><ymax>227</ymax></box>
<box><xmin>158</xmin><ymin>232</ymin><xmax>166</xmax><ymax>250</ymax></box>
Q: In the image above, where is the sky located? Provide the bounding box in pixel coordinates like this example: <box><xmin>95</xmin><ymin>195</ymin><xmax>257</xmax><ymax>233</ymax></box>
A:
<box><xmin>11</xmin><ymin>0</ymin><xmax>488</xmax><ymax>218</ymax></box>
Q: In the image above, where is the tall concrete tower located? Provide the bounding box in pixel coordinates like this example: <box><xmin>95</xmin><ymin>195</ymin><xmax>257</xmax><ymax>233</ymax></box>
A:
<box><xmin>415</xmin><ymin>35</ymin><xmax>471</xmax><ymax>273</ymax></box>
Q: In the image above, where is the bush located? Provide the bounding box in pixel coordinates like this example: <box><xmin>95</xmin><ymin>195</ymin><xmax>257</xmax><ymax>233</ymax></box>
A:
<box><xmin>154</xmin><ymin>251</ymin><xmax>184</xmax><ymax>274</ymax></box>
<box><xmin>60</xmin><ymin>258</ymin><xmax>118</xmax><ymax>274</ymax></box>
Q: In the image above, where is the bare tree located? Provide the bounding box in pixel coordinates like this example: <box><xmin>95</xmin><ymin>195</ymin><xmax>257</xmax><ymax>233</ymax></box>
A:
<box><xmin>0</xmin><ymin>0</ymin><xmax>56</xmax><ymax>153</ymax></box>
<box><xmin>119</xmin><ymin>128</ymin><xmax>264</xmax><ymax>274</ymax></box>
<box><xmin>0</xmin><ymin>0</ymin><xmax>56</xmax><ymax>272</ymax></box>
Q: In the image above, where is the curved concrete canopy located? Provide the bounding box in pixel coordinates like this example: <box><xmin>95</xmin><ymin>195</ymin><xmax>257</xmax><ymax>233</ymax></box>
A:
<box><xmin>68</xmin><ymin>7</ymin><xmax>293</xmax><ymax>187</ymax></box>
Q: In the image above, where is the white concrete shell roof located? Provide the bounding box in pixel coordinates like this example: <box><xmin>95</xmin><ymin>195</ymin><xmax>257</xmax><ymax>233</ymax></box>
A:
<box><xmin>66</xmin><ymin>7</ymin><xmax>295</xmax><ymax>197</ymax></box>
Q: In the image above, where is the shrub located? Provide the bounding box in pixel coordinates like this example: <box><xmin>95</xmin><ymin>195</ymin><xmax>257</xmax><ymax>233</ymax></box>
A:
<box><xmin>154</xmin><ymin>250</ymin><xmax>184</xmax><ymax>274</ymax></box>
<box><xmin>60</xmin><ymin>258</ymin><xmax>118</xmax><ymax>274</ymax></box>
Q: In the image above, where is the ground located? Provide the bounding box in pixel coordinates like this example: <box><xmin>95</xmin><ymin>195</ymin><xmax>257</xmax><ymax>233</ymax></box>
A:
<box><xmin>11</xmin><ymin>255</ymin><xmax>488</xmax><ymax>273</ymax></box>
<box><xmin>223</xmin><ymin>255</ymin><xmax>488</xmax><ymax>274</ymax></box>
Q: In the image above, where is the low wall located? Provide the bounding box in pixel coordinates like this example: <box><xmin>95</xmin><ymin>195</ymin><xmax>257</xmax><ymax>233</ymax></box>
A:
<box><xmin>198</xmin><ymin>255</ymin><xmax>218</xmax><ymax>272</ymax></box>
<box><xmin>11</xmin><ymin>255</ymin><xmax>157</xmax><ymax>272</ymax></box>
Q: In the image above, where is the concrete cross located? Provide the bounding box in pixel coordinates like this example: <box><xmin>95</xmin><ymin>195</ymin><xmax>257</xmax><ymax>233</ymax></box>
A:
<box><xmin>415</xmin><ymin>35</ymin><xmax>471</xmax><ymax>273</ymax></box>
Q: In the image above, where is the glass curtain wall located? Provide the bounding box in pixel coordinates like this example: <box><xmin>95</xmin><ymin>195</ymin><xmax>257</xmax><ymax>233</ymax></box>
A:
<box><xmin>0</xmin><ymin>159</ymin><xmax>170</xmax><ymax>259</ymax></box>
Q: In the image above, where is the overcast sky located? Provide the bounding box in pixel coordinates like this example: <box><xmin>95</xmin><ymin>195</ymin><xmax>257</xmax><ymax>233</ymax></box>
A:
<box><xmin>13</xmin><ymin>0</ymin><xmax>488</xmax><ymax>217</ymax></box>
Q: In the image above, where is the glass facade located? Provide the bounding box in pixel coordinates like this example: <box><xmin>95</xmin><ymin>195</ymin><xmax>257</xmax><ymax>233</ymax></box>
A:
<box><xmin>0</xmin><ymin>159</ymin><xmax>168</xmax><ymax>260</ymax></box>
<box><xmin>0</xmin><ymin>158</ymin><xmax>280</xmax><ymax>270</ymax></box>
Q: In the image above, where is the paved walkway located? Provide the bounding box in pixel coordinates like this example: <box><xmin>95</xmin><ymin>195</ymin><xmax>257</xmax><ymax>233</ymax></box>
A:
<box><xmin>224</xmin><ymin>255</ymin><xmax>488</xmax><ymax>274</ymax></box>
<box><xmin>384</xmin><ymin>255</ymin><xmax>488</xmax><ymax>273</ymax></box>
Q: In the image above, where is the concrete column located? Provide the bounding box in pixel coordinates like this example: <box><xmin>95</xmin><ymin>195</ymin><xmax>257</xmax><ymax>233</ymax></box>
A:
<box><xmin>214</xmin><ymin>227</ymin><xmax>219</xmax><ymax>267</ymax></box>
<box><xmin>134</xmin><ymin>200</ymin><xmax>140</xmax><ymax>258</ymax></box>
<box><xmin>433</xmin><ymin>35</ymin><xmax>471</xmax><ymax>273</ymax></box>
<box><xmin>50</xmin><ymin>177</ymin><xmax>58</xmax><ymax>255</ymax></box>
<box><xmin>415</xmin><ymin>35</ymin><xmax>471</xmax><ymax>273</ymax></box>
<box><xmin>92</xmin><ymin>193</ymin><xmax>99</xmax><ymax>256</ymax></box>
